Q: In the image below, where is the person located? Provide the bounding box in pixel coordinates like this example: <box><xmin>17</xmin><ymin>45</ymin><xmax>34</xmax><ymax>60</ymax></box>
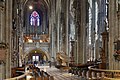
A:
<box><xmin>34</xmin><ymin>61</ymin><xmax>38</xmax><ymax>66</ymax></box>
<box><xmin>48</xmin><ymin>61</ymin><xmax>51</xmax><ymax>68</ymax></box>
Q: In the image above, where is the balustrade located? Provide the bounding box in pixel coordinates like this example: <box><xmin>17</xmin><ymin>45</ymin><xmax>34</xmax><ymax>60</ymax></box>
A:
<box><xmin>68</xmin><ymin>62</ymin><xmax>120</xmax><ymax>80</ymax></box>
<box><xmin>88</xmin><ymin>66</ymin><xmax>120</xmax><ymax>79</ymax></box>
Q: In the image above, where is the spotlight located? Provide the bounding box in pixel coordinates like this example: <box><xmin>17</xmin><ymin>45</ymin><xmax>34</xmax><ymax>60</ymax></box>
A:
<box><xmin>29</xmin><ymin>5</ymin><xmax>33</xmax><ymax>10</ymax></box>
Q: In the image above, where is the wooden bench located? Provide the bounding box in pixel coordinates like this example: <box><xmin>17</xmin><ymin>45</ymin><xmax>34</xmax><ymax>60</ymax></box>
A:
<box><xmin>11</xmin><ymin>67</ymin><xmax>25</xmax><ymax>77</ymax></box>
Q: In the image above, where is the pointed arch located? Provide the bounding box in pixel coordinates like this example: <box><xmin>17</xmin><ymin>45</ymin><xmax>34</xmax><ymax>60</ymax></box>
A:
<box><xmin>30</xmin><ymin>11</ymin><xmax>40</xmax><ymax>26</ymax></box>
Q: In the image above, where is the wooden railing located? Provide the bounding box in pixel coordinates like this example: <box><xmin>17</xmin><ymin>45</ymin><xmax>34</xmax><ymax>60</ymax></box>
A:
<box><xmin>5</xmin><ymin>65</ymin><xmax>54</xmax><ymax>80</ymax></box>
<box><xmin>5</xmin><ymin>72</ymin><xmax>29</xmax><ymax>80</ymax></box>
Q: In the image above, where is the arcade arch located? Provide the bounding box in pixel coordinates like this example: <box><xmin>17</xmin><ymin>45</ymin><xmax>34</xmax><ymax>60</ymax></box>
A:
<box><xmin>23</xmin><ymin>48</ymin><xmax>50</xmax><ymax>64</ymax></box>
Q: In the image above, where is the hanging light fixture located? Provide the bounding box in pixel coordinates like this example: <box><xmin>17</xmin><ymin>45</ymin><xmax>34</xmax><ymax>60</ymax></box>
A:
<box><xmin>29</xmin><ymin>5</ymin><xmax>33</xmax><ymax>10</ymax></box>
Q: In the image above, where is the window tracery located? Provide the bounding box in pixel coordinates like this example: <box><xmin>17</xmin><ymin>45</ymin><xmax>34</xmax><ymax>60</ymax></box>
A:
<box><xmin>30</xmin><ymin>11</ymin><xmax>40</xmax><ymax>26</ymax></box>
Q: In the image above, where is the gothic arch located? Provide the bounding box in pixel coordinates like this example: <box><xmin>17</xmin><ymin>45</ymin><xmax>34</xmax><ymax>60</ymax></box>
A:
<box><xmin>24</xmin><ymin>47</ymin><xmax>50</xmax><ymax>60</ymax></box>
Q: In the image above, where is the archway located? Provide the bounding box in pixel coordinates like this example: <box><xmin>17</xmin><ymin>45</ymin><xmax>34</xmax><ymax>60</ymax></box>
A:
<box><xmin>25</xmin><ymin>48</ymin><xmax>50</xmax><ymax>66</ymax></box>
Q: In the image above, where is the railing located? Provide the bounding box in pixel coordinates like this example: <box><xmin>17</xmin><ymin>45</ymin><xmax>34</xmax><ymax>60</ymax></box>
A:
<box><xmin>88</xmin><ymin>66</ymin><xmax>120</xmax><ymax>79</ymax></box>
<box><xmin>5</xmin><ymin>72</ymin><xmax>29</xmax><ymax>80</ymax></box>
<box><xmin>68</xmin><ymin>63</ymin><xmax>120</xmax><ymax>80</ymax></box>
<box><xmin>5</xmin><ymin>64</ymin><xmax>54</xmax><ymax>80</ymax></box>
<box><xmin>68</xmin><ymin>62</ymin><xmax>95</xmax><ymax>79</ymax></box>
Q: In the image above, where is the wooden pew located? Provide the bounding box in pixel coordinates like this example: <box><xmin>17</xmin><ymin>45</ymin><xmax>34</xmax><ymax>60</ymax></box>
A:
<box><xmin>11</xmin><ymin>67</ymin><xmax>25</xmax><ymax>77</ymax></box>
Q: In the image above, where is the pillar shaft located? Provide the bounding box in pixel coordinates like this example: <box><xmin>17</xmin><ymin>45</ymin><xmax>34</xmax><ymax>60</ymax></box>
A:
<box><xmin>5</xmin><ymin>0</ymin><xmax>12</xmax><ymax>78</ymax></box>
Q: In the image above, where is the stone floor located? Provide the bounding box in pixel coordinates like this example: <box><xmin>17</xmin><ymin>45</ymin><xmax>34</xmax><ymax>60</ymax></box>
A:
<box><xmin>46</xmin><ymin>67</ymin><xmax>86</xmax><ymax>80</ymax></box>
<box><xmin>26</xmin><ymin>66</ymin><xmax>87</xmax><ymax>80</ymax></box>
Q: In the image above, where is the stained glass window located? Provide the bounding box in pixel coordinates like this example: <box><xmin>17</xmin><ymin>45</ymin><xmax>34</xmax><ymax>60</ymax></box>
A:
<box><xmin>30</xmin><ymin>11</ymin><xmax>40</xmax><ymax>26</ymax></box>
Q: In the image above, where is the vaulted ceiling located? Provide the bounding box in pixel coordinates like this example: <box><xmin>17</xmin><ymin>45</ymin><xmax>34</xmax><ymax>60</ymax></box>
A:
<box><xmin>23</xmin><ymin>0</ymin><xmax>50</xmax><ymax>9</ymax></box>
<box><xmin>23</xmin><ymin>0</ymin><xmax>50</xmax><ymax>21</ymax></box>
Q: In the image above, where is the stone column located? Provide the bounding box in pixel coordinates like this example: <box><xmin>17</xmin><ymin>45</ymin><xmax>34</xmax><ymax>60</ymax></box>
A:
<box><xmin>108</xmin><ymin>0</ymin><xmax>117</xmax><ymax>70</ymax></box>
<box><xmin>43</xmin><ymin>14</ymin><xmax>46</xmax><ymax>32</ymax></box>
<box><xmin>81</xmin><ymin>0</ymin><xmax>87</xmax><ymax>63</ymax></box>
<box><xmin>65</xmin><ymin>0</ymin><xmax>69</xmax><ymax>55</ymax></box>
<box><xmin>5</xmin><ymin>0</ymin><xmax>12</xmax><ymax>78</ymax></box>
<box><xmin>56</xmin><ymin>0</ymin><xmax>61</xmax><ymax>52</ymax></box>
<box><xmin>0</xmin><ymin>63</ymin><xmax>5</xmax><ymax>80</ymax></box>
<box><xmin>50</xmin><ymin>0</ymin><xmax>56</xmax><ymax>59</ymax></box>
<box><xmin>91</xmin><ymin>0</ymin><xmax>96</xmax><ymax>61</ymax></box>
<box><xmin>48</xmin><ymin>1</ymin><xmax>52</xmax><ymax>60</ymax></box>
<box><xmin>73</xmin><ymin>0</ymin><xmax>82</xmax><ymax>63</ymax></box>
<box><xmin>117</xmin><ymin>12</ymin><xmax>120</xmax><ymax>43</ymax></box>
<box><xmin>117</xmin><ymin>11</ymin><xmax>120</xmax><ymax>69</ymax></box>
<box><xmin>0</xmin><ymin>7</ymin><xmax>4</xmax><ymax>42</ymax></box>
<box><xmin>74</xmin><ymin>0</ymin><xmax>87</xmax><ymax>63</ymax></box>
<box><xmin>0</xmin><ymin>3</ymin><xmax>5</xmax><ymax>79</ymax></box>
<box><xmin>0</xmin><ymin>8</ymin><xmax>2</xmax><ymax>42</ymax></box>
<box><xmin>60</xmin><ymin>6</ymin><xmax>65</xmax><ymax>52</ymax></box>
